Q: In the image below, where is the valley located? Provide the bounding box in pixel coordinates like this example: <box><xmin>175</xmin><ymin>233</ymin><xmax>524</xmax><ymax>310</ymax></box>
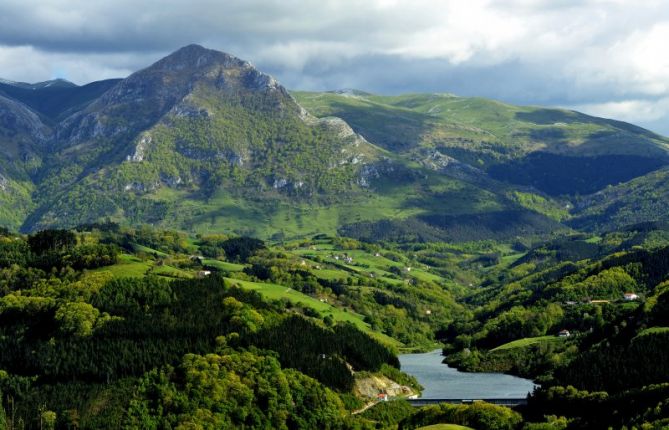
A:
<box><xmin>2</xmin><ymin>45</ymin><xmax>669</xmax><ymax>429</ymax></box>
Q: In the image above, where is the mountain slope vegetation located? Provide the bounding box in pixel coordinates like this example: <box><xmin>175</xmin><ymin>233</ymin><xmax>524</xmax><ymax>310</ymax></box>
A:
<box><xmin>0</xmin><ymin>45</ymin><xmax>576</xmax><ymax>241</ymax></box>
<box><xmin>2</xmin><ymin>46</ymin><xmax>669</xmax><ymax>239</ymax></box>
<box><xmin>294</xmin><ymin>91</ymin><xmax>669</xmax><ymax>197</ymax></box>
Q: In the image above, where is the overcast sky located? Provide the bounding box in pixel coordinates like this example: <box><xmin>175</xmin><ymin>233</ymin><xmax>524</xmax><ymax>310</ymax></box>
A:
<box><xmin>1</xmin><ymin>0</ymin><xmax>668</xmax><ymax>134</ymax></box>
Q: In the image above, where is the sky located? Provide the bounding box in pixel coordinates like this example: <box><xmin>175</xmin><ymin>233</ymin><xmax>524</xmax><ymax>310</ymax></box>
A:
<box><xmin>1</xmin><ymin>0</ymin><xmax>669</xmax><ymax>134</ymax></box>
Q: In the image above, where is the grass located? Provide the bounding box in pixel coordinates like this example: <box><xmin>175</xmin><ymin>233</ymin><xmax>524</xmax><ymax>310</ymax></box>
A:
<box><xmin>491</xmin><ymin>335</ymin><xmax>564</xmax><ymax>352</ymax></box>
<box><xmin>416</xmin><ymin>425</ymin><xmax>474</xmax><ymax>430</ymax></box>
<box><xmin>312</xmin><ymin>268</ymin><xmax>348</xmax><ymax>280</ymax></box>
<box><xmin>146</xmin><ymin>158</ymin><xmax>516</xmax><ymax>241</ymax></box>
<box><xmin>293</xmin><ymin>246</ymin><xmax>447</xmax><ymax>286</ymax></box>
<box><xmin>151</xmin><ymin>264</ymin><xmax>192</xmax><ymax>278</ymax></box>
<box><xmin>224</xmin><ymin>277</ymin><xmax>401</xmax><ymax>348</ymax></box>
<box><xmin>634</xmin><ymin>327</ymin><xmax>669</xmax><ymax>340</ymax></box>
<box><xmin>131</xmin><ymin>243</ymin><xmax>168</xmax><ymax>257</ymax></box>
<box><xmin>90</xmin><ymin>254</ymin><xmax>151</xmax><ymax>278</ymax></box>
<box><xmin>92</xmin><ymin>255</ymin><xmax>193</xmax><ymax>280</ymax></box>
<box><xmin>202</xmin><ymin>259</ymin><xmax>246</xmax><ymax>272</ymax></box>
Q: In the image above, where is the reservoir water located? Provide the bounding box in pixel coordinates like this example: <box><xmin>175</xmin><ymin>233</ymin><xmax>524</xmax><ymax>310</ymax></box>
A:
<box><xmin>399</xmin><ymin>349</ymin><xmax>537</xmax><ymax>399</ymax></box>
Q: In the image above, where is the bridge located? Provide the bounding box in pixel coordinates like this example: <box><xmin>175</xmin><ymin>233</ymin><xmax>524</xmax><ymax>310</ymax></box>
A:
<box><xmin>406</xmin><ymin>398</ymin><xmax>527</xmax><ymax>407</ymax></box>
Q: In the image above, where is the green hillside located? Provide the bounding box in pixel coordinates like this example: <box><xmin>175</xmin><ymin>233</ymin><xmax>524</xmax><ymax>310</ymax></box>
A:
<box><xmin>571</xmin><ymin>167</ymin><xmax>669</xmax><ymax>231</ymax></box>
<box><xmin>294</xmin><ymin>91</ymin><xmax>669</xmax><ymax>197</ymax></box>
<box><xmin>2</xmin><ymin>46</ymin><xmax>669</xmax><ymax>238</ymax></box>
<box><xmin>4</xmin><ymin>221</ymin><xmax>669</xmax><ymax>427</ymax></box>
<box><xmin>0</xmin><ymin>46</ymin><xmax>567</xmax><ymax>242</ymax></box>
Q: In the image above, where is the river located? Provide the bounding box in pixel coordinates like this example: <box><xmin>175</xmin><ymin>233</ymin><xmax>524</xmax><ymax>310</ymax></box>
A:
<box><xmin>399</xmin><ymin>349</ymin><xmax>537</xmax><ymax>399</ymax></box>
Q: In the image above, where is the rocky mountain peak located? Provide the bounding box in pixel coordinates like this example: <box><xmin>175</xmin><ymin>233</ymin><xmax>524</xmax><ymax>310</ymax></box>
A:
<box><xmin>54</xmin><ymin>45</ymin><xmax>293</xmax><ymax>150</ymax></box>
<box><xmin>149</xmin><ymin>44</ymin><xmax>248</xmax><ymax>73</ymax></box>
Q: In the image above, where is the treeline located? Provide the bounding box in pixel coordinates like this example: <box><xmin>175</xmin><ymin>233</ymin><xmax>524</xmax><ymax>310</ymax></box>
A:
<box><xmin>339</xmin><ymin>209</ymin><xmax>562</xmax><ymax>243</ymax></box>
<box><xmin>0</xmin><ymin>229</ymin><xmax>119</xmax><ymax>271</ymax></box>
<box><xmin>124</xmin><ymin>349</ymin><xmax>364</xmax><ymax>430</ymax></box>
<box><xmin>528</xmin><ymin>384</ymin><xmax>669</xmax><ymax>429</ymax></box>
<box><xmin>398</xmin><ymin>402</ymin><xmax>523</xmax><ymax>430</ymax></box>
<box><xmin>252</xmin><ymin>316</ymin><xmax>399</xmax><ymax>391</ymax></box>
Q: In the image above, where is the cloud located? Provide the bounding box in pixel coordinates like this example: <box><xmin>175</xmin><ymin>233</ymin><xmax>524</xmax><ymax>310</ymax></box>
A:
<box><xmin>572</xmin><ymin>97</ymin><xmax>669</xmax><ymax>125</ymax></box>
<box><xmin>0</xmin><ymin>0</ymin><xmax>668</xmax><ymax>133</ymax></box>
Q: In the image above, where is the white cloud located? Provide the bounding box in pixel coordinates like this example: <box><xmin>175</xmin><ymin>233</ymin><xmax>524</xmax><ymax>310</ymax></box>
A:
<box><xmin>0</xmin><ymin>45</ymin><xmax>144</xmax><ymax>83</ymax></box>
<box><xmin>573</xmin><ymin>97</ymin><xmax>669</xmax><ymax>124</ymax></box>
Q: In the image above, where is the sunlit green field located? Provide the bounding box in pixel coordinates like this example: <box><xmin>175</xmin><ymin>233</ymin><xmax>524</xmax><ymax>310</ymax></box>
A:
<box><xmin>224</xmin><ymin>277</ymin><xmax>401</xmax><ymax>348</ymax></box>
<box><xmin>490</xmin><ymin>335</ymin><xmax>564</xmax><ymax>352</ymax></box>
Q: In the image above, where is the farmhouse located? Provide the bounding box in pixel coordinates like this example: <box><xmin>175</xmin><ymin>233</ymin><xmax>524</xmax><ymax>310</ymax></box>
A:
<box><xmin>623</xmin><ymin>292</ymin><xmax>639</xmax><ymax>301</ymax></box>
<box><xmin>197</xmin><ymin>270</ymin><xmax>211</xmax><ymax>278</ymax></box>
<box><xmin>558</xmin><ymin>329</ymin><xmax>571</xmax><ymax>337</ymax></box>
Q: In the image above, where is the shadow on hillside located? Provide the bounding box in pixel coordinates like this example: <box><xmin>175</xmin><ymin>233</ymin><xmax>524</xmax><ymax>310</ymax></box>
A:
<box><xmin>487</xmin><ymin>152</ymin><xmax>668</xmax><ymax>196</ymax></box>
<box><xmin>324</xmin><ymin>101</ymin><xmax>435</xmax><ymax>151</ymax></box>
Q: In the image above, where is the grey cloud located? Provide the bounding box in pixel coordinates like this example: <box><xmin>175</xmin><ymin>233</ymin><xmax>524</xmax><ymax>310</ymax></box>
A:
<box><xmin>0</xmin><ymin>0</ymin><xmax>669</xmax><ymax>134</ymax></box>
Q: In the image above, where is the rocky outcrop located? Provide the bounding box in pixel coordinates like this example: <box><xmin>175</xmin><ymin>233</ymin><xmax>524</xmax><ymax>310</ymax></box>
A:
<box><xmin>354</xmin><ymin>374</ymin><xmax>416</xmax><ymax>399</ymax></box>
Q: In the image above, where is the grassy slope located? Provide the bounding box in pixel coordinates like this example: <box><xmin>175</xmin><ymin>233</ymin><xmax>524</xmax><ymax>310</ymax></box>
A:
<box><xmin>294</xmin><ymin>91</ymin><xmax>669</xmax><ymax>230</ymax></box>
<box><xmin>89</xmin><ymin>246</ymin><xmax>403</xmax><ymax>347</ymax></box>
<box><xmin>294</xmin><ymin>91</ymin><xmax>669</xmax><ymax>159</ymax></box>
<box><xmin>291</xmin><ymin>245</ymin><xmax>450</xmax><ymax>288</ymax></box>
<box><xmin>490</xmin><ymin>336</ymin><xmax>564</xmax><ymax>352</ymax></box>
<box><xmin>416</xmin><ymin>424</ymin><xmax>474</xmax><ymax>430</ymax></box>
<box><xmin>90</xmin><ymin>254</ymin><xmax>152</xmax><ymax>278</ymax></box>
<box><xmin>222</xmin><ymin>277</ymin><xmax>399</xmax><ymax>347</ymax></box>
<box><xmin>140</xmin><ymin>159</ymin><xmax>528</xmax><ymax>240</ymax></box>
<box><xmin>634</xmin><ymin>327</ymin><xmax>669</xmax><ymax>339</ymax></box>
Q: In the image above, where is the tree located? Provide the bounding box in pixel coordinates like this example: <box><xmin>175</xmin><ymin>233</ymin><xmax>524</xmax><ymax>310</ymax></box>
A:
<box><xmin>27</xmin><ymin>230</ymin><xmax>76</xmax><ymax>254</ymax></box>
<box><xmin>40</xmin><ymin>410</ymin><xmax>57</xmax><ymax>430</ymax></box>
<box><xmin>0</xmin><ymin>389</ymin><xmax>6</xmax><ymax>430</ymax></box>
<box><xmin>55</xmin><ymin>302</ymin><xmax>100</xmax><ymax>337</ymax></box>
<box><xmin>221</xmin><ymin>237</ymin><xmax>266</xmax><ymax>263</ymax></box>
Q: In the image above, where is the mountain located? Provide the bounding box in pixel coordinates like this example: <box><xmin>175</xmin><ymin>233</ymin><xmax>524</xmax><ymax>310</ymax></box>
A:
<box><xmin>0</xmin><ymin>45</ymin><xmax>667</xmax><ymax>239</ymax></box>
<box><xmin>0</xmin><ymin>78</ymin><xmax>121</xmax><ymax>121</ymax></box>
<box><xmin>0</xmin><ymin>78</ymin><xmax>77</xmax><ymax>90</ymax></box>
<box><xmin>1</xmin><ymin>45</ymin><xmax>392</xmax><ymax>234</ymax></box>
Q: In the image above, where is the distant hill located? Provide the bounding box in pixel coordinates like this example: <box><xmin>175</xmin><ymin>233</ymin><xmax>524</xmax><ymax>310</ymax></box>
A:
<box><xmin>0</xmin><ymin>78</ymin><xmax>121</xmax><ymax>121</ymax></box>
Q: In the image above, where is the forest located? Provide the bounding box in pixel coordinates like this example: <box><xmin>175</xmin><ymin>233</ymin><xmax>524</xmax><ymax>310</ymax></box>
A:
<box><xmin>2</xmin><ymin>224</ymin><xmax>669</xmax><ymax>429</ymax></box>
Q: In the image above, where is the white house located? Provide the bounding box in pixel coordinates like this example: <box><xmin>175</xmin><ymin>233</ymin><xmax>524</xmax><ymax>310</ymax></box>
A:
<box><xmin>623</xmin><ymin>292</ymin><xmax>639</xmax><ymax>301</ymax></box>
